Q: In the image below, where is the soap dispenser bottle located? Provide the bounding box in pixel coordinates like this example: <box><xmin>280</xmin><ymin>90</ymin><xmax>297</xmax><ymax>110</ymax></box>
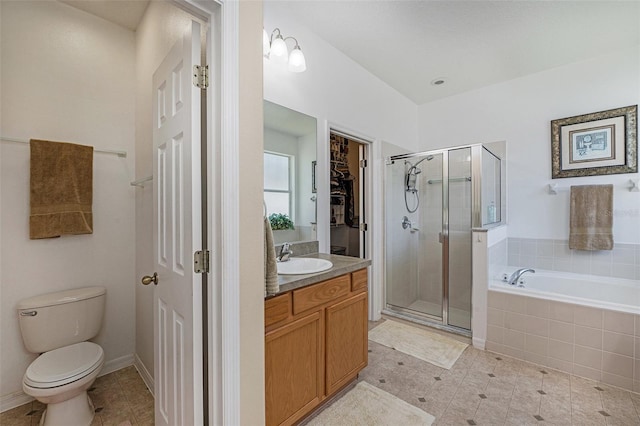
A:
<box><xmin>487</xmin><ymin>201</ymin><xmax>496</xmax><ymax>223</ymax></box>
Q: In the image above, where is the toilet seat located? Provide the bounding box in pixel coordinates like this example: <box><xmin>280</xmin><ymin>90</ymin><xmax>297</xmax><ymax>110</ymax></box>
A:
<box><xmin>24</xmin><ymin>342</ymin><xmax>104</xmax><ymax>389</ymax></box>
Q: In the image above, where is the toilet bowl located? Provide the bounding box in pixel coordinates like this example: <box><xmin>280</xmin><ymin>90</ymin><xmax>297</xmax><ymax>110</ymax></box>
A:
<box><xmin>17</xmin><ymin>287</ymin><xmax>106</xmax><ymax>426</ymax></box>
<box><xmin>23</xmin><ymin>342</ymin><xmax>105</xmax><ymax>426</ymax></box>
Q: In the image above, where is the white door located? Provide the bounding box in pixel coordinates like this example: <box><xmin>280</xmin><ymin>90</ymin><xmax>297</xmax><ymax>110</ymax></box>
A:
<box><xmin>358</xmin><ymin>143</ymin><xmax>367</xmax><ymax>258</ymax></box>
<box><xmin>151</xmin><ymin>21</ymin><xmax>203</xmax><ymax>426</ymax></box>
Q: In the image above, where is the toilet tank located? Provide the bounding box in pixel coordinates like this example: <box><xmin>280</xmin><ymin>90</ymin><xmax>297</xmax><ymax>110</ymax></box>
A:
<box><xmin>17</xmin><ymin>287</ymin><xmax>106</xmax><ymax>353</ymax></box>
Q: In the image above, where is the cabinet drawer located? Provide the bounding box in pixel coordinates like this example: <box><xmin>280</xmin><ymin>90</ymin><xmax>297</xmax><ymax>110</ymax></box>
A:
<box><xmin>351</xmin><ymin>268</ymin><xmax>368</xmax><ymax>292</ymax></box>
<box><xmin>293</xmin><ymin>275</ymin><xmax>350</xmax><ymax>315</ymax></box>
<box><xmin>265</xmin><ymin>293</ymin><xmax>291</xmax><ymax>328</ymax></box>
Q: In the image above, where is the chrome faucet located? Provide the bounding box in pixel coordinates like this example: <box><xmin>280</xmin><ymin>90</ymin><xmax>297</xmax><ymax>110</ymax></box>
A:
<box><xmin>277</xmin><ymin>243</ymin><xmax>293</xmax><ymax>262</ymax></box>
<box><xmin>508</xmin><ymin>268</ymin><xmax>535</xmax><ymax>286</ymax></box>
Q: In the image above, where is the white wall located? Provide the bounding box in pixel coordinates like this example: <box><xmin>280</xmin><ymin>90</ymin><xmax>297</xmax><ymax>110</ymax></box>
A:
<box><xmin>264</xmin><ymin>3</ymin><xmax>419</xmax><ymax>319</ymax></box>
<box><xmin>239</xmin><ymin>1</ymin><xmax>266</xmax><ymax>423</ymax></box>
<box><xmin>133</xmin><ymin>1</ymin><xmax>207</xmax><ymax>386</ymax></box>
<box><xmin>0</xmin><ymin>1</ymin><xmax>136</xmax><ymax>408</ymax></box>
<box><xmin>418</xmin><ymin>45</ymin><xmax>640</xmax><ymax>244</ymax></box>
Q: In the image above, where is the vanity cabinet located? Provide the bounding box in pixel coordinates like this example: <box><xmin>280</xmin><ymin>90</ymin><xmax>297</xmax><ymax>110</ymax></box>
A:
<box><xmin>265</xmin><ymin>268</ymin><xmax>368</xmax><ymax>426</ymax></box>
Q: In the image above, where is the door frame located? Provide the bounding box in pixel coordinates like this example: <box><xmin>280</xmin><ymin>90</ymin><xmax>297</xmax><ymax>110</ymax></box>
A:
<box><xmin>324</xmin><ymin>122</ymin><xmax>375</xmax><ymax>319</ymax></box>
<box><xmin>172</xmin><ymin>1</ymin><xmax>242</xmax><ymax>424</ymax></box>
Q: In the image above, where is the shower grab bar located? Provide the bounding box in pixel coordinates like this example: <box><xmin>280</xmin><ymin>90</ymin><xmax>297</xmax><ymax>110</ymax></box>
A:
<box><xmin>427</xmin><ymin>177</ymin><xmax>471</xmax><ymax>184</ymax></box>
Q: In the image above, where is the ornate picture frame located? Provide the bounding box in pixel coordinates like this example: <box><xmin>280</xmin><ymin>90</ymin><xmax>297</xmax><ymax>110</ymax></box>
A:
<box><xmin>551</xmin><ymin>105</ymin><xmax>637</xmax><ymax>178</ymax></box>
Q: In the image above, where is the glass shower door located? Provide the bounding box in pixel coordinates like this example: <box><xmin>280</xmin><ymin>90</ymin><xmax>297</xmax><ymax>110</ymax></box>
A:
<box><xmin>447</xmin><ymin>148</ymin><xmax>472</xmax><ymax>329</ymax></box>
<box><xmin>385</xmin><ymin>153</ymin><xmax>443</xmax><ymax>320</ymax></box>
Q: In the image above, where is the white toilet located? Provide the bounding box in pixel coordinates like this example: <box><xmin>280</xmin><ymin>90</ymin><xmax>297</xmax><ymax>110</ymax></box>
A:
<box><xmin>17</xmin><ymin>287</ymin><xmax>106</xmax><ymax>426</ymax></box>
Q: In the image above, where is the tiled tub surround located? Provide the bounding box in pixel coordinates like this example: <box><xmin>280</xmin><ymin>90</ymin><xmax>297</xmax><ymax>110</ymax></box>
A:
<box><xmin>506</xmin><ymin>238</ymin><xmax>640</xmax><ymax>280</ymax></box>
<box><xmin>486</xmin><ymin>290</ymin><xmax>640</xmax><ymax>392</ymax></box>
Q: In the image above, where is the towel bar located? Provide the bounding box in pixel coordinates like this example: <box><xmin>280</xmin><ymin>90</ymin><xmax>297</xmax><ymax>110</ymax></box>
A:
<box><xmin>130</xmin><ymin>176</ymin><xmax>153</xmax><ymax>187</ymax></box>
<box><xmin>547</xmin><ymin>182</ymin><xmax>639</xmax><ymax>194</ymax></box>
<box><xmin>1</xmin><ymin>136</ymin><xmax>127</xmax><ymax>158</ymax></box>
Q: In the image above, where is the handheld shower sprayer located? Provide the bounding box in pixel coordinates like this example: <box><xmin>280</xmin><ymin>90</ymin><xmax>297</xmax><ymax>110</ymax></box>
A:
<box><xmin>404</xmin><ymin>155</ymin><xmax>433</xmax><ymax>213</ymax></box>
<box><xmin>405</xmin><ymin>166</ymin><xmax>421</xmax><ymax>193</ymax></box>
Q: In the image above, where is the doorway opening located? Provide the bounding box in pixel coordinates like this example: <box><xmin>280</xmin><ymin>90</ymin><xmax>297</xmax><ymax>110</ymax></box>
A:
<box><xmin>329</xmin><ymin>130</ymin><xmax>369</xmax><ymax>259</ymax></box>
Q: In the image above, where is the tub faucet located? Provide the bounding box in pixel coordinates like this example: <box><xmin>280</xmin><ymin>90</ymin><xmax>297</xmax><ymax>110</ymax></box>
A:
<box><xmin>277</xmin><ymin>243</ymin><xmax>293</xmax><ymax>262</ymax></box>
<box><xmin>508</xmin><ymin>268</ymin><xmax>535</xmax><ymax>286</ymax></box>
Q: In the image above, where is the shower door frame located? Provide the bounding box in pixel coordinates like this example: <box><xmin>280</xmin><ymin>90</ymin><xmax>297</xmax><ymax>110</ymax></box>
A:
<box><xmin>384</xmin><ymin>143</ymin><xmax>483</xmax><ymax>335</ymax></box>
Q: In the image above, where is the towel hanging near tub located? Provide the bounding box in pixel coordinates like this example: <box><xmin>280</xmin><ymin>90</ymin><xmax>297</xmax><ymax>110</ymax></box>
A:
<box><xmin>29</xmin><ymin>139</ymin><xmax>93</xmax><ymax>239</ymax></box>
<box><xmin>569</xmin><ymin>184</ymin><xmax>613</xmax><ymax>251</ymax></box>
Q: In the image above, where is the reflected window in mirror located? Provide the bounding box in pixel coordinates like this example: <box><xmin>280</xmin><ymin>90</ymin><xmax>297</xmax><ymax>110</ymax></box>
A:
<box><xmin>264</xmin><ymin>152</ymin><xmax>294</xmax><ymax>218</ymax></box>
<box><xmin>264</xmin><ymin>100</ymin><xmax>317</xmax><ymax>244</ymax></box>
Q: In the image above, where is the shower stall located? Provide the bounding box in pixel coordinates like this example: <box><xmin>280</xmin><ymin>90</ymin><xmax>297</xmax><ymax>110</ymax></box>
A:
<box><xmin>384</xmin><ymin>144</ymin><xmax>502</xmax><ymax>334</ymax></box>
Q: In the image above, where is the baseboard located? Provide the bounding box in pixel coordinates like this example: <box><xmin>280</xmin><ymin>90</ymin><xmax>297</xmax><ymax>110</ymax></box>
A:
<box><xmin>0</xmin><ymin>390</ymin><xmax>34</xmax><ymax>413</ymax></box>
<box><xmin>0</xmin><ymin>353</ymin><xmax>135</xmax><ymax>413</ymax></box>
<box><xmin>134</xmin><ymin>353</ymin><xmax>155</xmax><ymax>396</ymax></box>
<box><xmin>99</xmin><ymin>353</ymin><xmax>135</xmax><ymax>376</ymax></box>
<box><xmin>472</xmin><ymin>337</ymin><xmax>486</xmax><ymax>350</ymax></box>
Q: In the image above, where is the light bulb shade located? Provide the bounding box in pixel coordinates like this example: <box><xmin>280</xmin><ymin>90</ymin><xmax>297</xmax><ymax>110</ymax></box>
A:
<box><xmin>262</xmin><ymin>28</ymin><xmax>270</xmax><ymax>57</ymax></box>
<box><xmin>288</xmin><ymin>46</ymin><xmax>306</xmax><ymax>72</ymax></box>
<box><xmin>270</xmin><ymin>36</ymin><xmax>288</xmax><ymax>64</ymax></box>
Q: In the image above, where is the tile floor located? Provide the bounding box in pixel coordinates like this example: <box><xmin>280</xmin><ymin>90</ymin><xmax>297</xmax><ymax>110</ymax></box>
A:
<box><xmin>3</xmin><ymin>320</ymin><xmax>640</xmax><ymax>426</ymax></box>
<box><xmin>0</xmin><ymin>366</ymin><xmax>153</xmax><ymax>426</ymax></box>
<box><xmin>358</xmin><ymin>318</ymin><xmax>640</xmax><ymax>425</ymax></box>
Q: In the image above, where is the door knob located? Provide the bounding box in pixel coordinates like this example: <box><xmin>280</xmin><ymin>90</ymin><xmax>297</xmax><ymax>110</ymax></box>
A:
<box><xmin>141</xmin><ymin>272</ymin><xmax>158</xmax><ymax>285</ymax></box>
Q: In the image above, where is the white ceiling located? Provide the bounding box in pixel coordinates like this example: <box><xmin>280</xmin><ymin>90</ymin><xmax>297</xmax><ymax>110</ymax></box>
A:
<box><xmin>278</xmin><ymin>1</ymin><xmax>640</xmax><ymax>105</ymax></box>
<box><xmin>59</xmin><ymin>1</ymin><xmax>640</xmax><ymax>105</ymax></box>
<box><xmin>60</xmin><ymin>0</ymin><xmax>149</xmax><ymax>30</ymax></box>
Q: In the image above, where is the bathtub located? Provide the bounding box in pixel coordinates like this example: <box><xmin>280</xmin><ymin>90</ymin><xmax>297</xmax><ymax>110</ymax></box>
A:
<box><xmin>489</xmin><ymin>268</ymin><xmax>640</xmax><ymax>315</ymax></box>
<box><xmin>485</xmin><ymin>269</ymin><xmax>640</xmax><ymax>391</ymax></box>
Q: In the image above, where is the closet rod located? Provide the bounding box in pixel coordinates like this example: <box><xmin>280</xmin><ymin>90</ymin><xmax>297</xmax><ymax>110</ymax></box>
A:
<box><xmin>1</xmin><ymin>137</ymin><xmax>127</xmax><ymax>158</ymax></box>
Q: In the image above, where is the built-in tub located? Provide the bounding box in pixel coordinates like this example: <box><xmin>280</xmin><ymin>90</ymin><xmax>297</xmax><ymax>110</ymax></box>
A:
<box><xmin>486</xmin><ymin>269</ymin><xmax>640</xmax><ymax>392</ymax></box>
<box><xmin>490</xmin><ymin>269</ymin><xmax>640</xmax><ymax>315</ymax></box>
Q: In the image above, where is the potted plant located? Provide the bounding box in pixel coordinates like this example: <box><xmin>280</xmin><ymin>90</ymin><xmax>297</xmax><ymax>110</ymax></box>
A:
<box><xmin>268</xmin><ymin>213</ymin><xmax>295</xmax><ymax>230</ymax></box>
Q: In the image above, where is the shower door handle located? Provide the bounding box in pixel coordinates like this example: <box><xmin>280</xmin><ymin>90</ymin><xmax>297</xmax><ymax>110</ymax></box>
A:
<box><xmin>438</xmin><ymin>232</ymin><xmax>444</xmax><ymax>243</ymax></box>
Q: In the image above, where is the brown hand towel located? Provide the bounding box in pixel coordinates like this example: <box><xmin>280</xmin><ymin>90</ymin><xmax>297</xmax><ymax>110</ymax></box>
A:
<box><xmin>30</xmin><ymin>139</ymin><xmax>93</xmax><ymax>239</ymax></box>
<box><xmin>264</xmin><ymin>217</ymin><xmax>279</xmax><ymax>295</ymax></box>
<box><xmin>569</xmin><ymin>184</ymin><xmax>613</xmax><ymax>251</ymax></box>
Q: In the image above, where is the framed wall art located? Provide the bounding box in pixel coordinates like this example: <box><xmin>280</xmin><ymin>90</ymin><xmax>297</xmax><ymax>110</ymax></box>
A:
<box><xmin>551</xmin><ymin>105</ymin><xmax>637</xmax><ymax>178</ymax></box>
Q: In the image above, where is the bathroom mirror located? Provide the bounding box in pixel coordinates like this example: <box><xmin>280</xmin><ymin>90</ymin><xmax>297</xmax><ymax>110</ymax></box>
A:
<box><xmin>264</xmin><ymin>100</ymin><xmax>317</xmax><ymax>244</ymax></box>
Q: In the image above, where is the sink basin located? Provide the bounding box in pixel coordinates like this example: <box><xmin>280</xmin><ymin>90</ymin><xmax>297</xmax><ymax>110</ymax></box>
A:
<box><xmin>277</xmin><ymin>258</ymin><xmax>333</xmax><ymax>275</ymax></box>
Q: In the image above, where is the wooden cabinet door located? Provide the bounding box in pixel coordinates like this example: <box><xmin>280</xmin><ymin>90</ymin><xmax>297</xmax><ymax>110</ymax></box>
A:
<box><xmin>325</xmin><ymin>291</ymin><xmax>368</xmax><ymax>395</ymax></box>
<box><xmin>265</xmin><ymin>312</ymin><xmax>323</xmax><ymax>426</ymax></box>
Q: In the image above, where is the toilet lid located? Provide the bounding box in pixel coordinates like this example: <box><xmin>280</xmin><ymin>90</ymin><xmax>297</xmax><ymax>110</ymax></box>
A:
<box><xmin>24</xmin><ymin>342</ymin><xmax>104</xmax><ymax>389</ymax></box>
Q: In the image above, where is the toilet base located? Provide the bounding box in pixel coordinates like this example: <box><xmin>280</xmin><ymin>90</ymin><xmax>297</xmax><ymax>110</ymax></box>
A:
<box><xmin>39</xmin><ymin>391</ymin><xmax>95</xmax><ymax>426</ymax></box>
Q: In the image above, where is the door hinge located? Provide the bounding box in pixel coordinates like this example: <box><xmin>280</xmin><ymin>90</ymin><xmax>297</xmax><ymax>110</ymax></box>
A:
<box><xmin>359</xmin><ymin>223</ymin><xmax>368</xmax><ymax>232</ymax></box>
<box><xmin>193</xmin><ymin>65</ymin><xmax>209</xmax><ymax>89</ymax></box>
<box><xmin>194</xmin><ymin>250</ymin><xmax>210</xmax><ymax>273</ymax></box>
<box><xmin>359</xmin><ymin>159</ymin><xmax>367</xmax><ymax>168</ymax></box>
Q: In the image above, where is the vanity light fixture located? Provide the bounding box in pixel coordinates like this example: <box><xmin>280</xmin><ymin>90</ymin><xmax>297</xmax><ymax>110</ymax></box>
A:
<box><xmin>263</xmin><ymin>28</ymin><xmax>307</xmax><ymax>73</ymax></box>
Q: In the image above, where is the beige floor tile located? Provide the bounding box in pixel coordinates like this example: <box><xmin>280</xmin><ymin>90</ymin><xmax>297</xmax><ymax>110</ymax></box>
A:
<box><xmin>571</xmin><ymin>409</ymin><xmax>607</xmax><ymax>425</ymax></box>
<box><xmin>504</xmin><ymin>407</ymin><xmax>543</xmax><ymax>426</ymax></box>
<box><xmin>362</xmin><ymin>321</ymin><xmax>640</xmax><ymax>426</ymax></box>
<box><xmin>0</xmin><ymin>402</ymin><xmax>37</xmax><ymax>426</ymax></box>
<box><xmin>539</xmin><ymin>395</ymin><xmax>572</xmax><ymax>424</ymax></box>
<box><xmin>435</xmin><ymin>409</ymin><xmax>475</xmax><ymax>426</ymax></box>
<box><xmin>0</xmin><ymin>367</ymin><xmax>154</xmax><ymax>426</ymax></box>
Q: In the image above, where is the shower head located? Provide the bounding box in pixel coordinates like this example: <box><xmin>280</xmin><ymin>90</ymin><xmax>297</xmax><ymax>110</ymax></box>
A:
<box><xmin>408</xmin><ymin>155</ymin><xmax>434</xmax><ymax>169</ymax></box>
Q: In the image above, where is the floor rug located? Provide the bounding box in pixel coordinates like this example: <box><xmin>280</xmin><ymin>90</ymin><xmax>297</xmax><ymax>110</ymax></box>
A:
<box><xmin>307</xmin><ymin>381</ymin><xmax>435</xmax><ymax>426</ymax></box>
<box><xmin>368</xmin><ymin>319</ymin><xmax>467</xmax><ymax>369</ymax></box>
